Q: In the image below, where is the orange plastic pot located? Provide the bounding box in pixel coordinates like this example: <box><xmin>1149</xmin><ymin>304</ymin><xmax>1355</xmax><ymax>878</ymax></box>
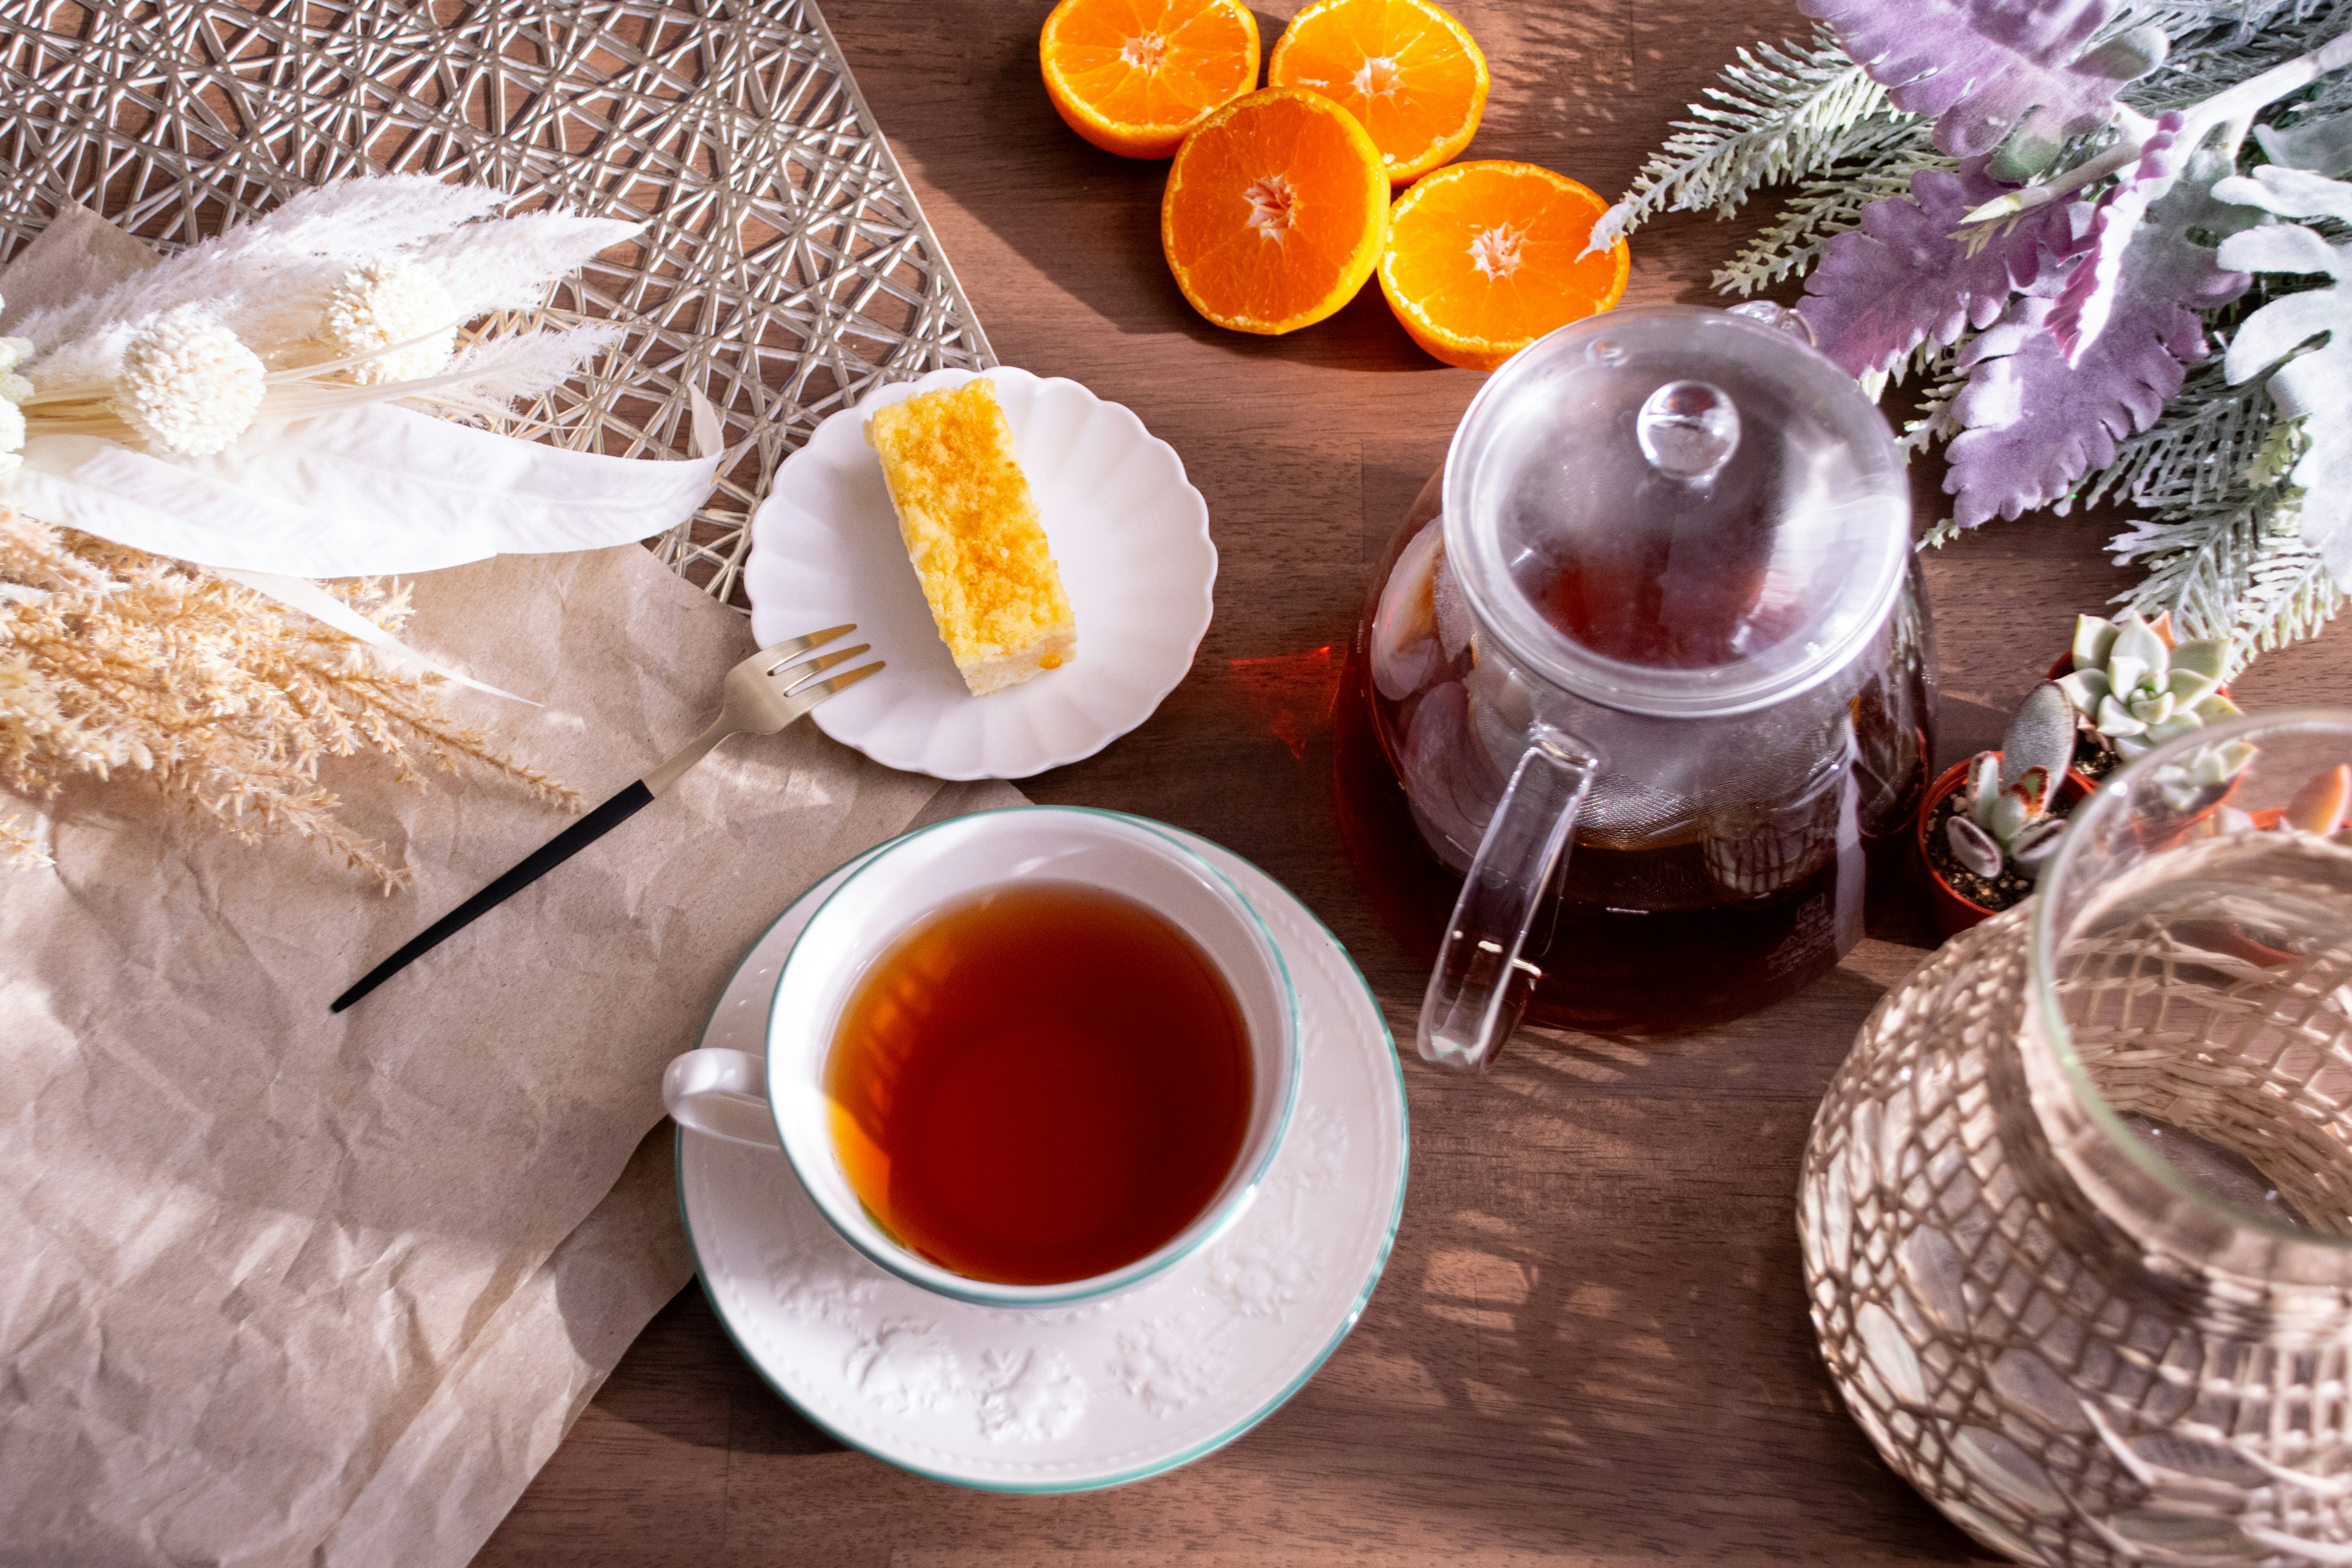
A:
<box><xmin>1919</xmin><ymin>752</ymin><xmax>2091</xmax><ymax>938</ymax></box>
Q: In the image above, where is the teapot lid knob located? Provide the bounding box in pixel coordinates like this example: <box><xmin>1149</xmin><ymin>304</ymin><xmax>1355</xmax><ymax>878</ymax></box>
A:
<box><xmin>1635</xmin><ymin>379</ymin><xmax>1740</xmax><ymax>483</ymax></box>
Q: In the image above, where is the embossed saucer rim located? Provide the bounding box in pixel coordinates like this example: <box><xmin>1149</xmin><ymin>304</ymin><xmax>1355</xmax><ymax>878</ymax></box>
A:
<box><xmin>673</xmin><ymin>826</ymin><xmax>1408</xmax><ymax>1493</ymax></box>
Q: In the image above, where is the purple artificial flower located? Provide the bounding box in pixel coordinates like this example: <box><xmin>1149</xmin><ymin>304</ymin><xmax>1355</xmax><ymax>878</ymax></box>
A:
<box><xmin>1798</xmin><ymin>159</ymin><xmax>2074</xmax><ymax>377</ymax></box>
<box><xmin>1944</xmin><ymin>173</ymin><xmax>2248</xmax><ymax>527</ymax></box>
<box><xmin>2048</xmin><ymin>113</ymin><xmax>2186</xmax><ymax>363</ymax></box>
<box><xmin>1800</xmin><ymin>0</ymin><xmax>2150</xmax><ymax>165</ymax></box>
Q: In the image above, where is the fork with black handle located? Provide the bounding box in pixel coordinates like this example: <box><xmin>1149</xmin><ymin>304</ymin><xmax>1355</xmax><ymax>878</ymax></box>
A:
<box><xmin>331</xmin><ymin>626</ymin><xmax>883</xmax><ymax>1013</ymax></box>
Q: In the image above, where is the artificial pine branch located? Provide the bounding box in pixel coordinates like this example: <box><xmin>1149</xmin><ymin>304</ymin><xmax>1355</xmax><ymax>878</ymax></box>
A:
<box><xmin>1615</xmin><ymin>0</ymin><xmax>2352</xmax><ymax>673</ymax></box>
<box><xmin>2081</xmin><ymin>357</ymin><xmax>2277</xmax><ymax>512</ymax></box>
<box><xmin>2125</xmin><ymin>0</ymin><xmax>2352</xmax><ymax>107</ymax></box>
<box><xmin>1591</xmin><ymin>29</ymin><xmax>1906</xmax><ymax>248</ymax></box>
<box><xmin>2109</xmin><ymin>422</ymin><xmax>2345</xmax><ymax>669</ymax></box>
<box><xmin>1713</xmin><ymin>133</ymin><xmax>1947</xmax><ymax>296</ymax></box>
<box><xmin>1902</xmin><ymin>347</ymin><xmax>1970</xmax><ymax>450</ymax></box>
<box><xmin>2114</xmin><ymin>504</ymin><xmax>2343</xmax><ymax>669</ymax></box>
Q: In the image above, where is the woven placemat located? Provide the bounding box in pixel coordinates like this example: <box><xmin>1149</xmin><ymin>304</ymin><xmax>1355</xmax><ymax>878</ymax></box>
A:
<box><xmin>0</xmin><ymin>0</ymin><xmax>995</xmax><ymax>606</ymax></box>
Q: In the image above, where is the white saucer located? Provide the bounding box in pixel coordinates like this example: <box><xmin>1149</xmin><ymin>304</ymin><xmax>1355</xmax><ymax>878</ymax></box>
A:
<box><xmin>675</xmin><ymin>823</ymin><xmax>1408</xmax><ymax>1491</ymax></box>
<box><xmin>742</xmin><ymin>366</ymin><xmax>1215</xmax><ymax>780</ymax></box>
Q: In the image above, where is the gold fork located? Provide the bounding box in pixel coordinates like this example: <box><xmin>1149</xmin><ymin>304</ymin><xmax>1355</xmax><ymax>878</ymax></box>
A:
<box><xmin>332</xmin><ymin>626</ymin><xmax>882</xmax><ymax>1012</ymax></box>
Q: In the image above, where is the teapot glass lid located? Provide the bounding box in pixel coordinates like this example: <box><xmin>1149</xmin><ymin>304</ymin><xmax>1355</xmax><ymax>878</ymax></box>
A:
<box><xmin>1442</xmin><ymin>304</ymin><xmax>1910</xmax><ymax>718</ymax></box>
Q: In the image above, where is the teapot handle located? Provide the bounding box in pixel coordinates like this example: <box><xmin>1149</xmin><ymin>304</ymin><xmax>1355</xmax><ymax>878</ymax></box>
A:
<box><xmin>1418</xmin><ymin>726</ymin><xmax>1601</xmax><ymax>1069</ymax></box>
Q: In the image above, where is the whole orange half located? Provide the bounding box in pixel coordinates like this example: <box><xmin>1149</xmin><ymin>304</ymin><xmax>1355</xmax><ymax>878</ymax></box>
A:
<box><xmin>1379</xmin><ymin>160</ymin><xmax>1629</xmax><ymax>370</ymax></box>
<box><xmin>1041</xmin><ymin>0</ymin><xmax>1261</xmax><ymax>160</ymax></box>
<box><xmin>1161</xmin><ymin>86</ymin><xmax>1390</xmax><ymax>335</ymax></box>
<box><xmin>1266</xmin><ymin>0</ymin><xmax>1488</xmax><ymax>186</ymax></box>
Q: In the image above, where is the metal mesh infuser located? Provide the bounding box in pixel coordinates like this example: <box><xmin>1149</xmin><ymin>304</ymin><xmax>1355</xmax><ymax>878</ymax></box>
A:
<box><xmin>0</xmin><ymin>0</ymin><xmax>996</xmax><ymax>605</ymax></box>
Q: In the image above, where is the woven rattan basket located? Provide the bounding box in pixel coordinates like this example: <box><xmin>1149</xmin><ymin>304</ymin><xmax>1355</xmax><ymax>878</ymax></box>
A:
<box><xmin>1802</xmin><ymin>786</ymin><xmax>2352</xmax><ymax>1566</ymax></box>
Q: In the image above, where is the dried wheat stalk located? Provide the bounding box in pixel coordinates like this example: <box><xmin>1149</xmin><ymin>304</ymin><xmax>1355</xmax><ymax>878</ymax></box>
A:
<box><xmin>0</xmin><ymin>813</ymin><xmax>48</xmax><ymax>867</ymax></box>
<box><xmin>0</xmin><ymin>504</ymin><xmax>576</xmax><ymax>888</ymax></box>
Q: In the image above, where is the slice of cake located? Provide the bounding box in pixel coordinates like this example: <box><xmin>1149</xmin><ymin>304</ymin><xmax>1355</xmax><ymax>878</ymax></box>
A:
<box><xmin>865</xmin><ymin>379</ymin><xmax>1077</xmax><ymax>697</ymax></box>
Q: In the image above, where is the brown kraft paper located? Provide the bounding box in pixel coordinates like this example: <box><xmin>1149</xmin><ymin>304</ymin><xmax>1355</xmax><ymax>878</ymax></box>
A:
<box><xmin>0</xmin><ymin>205</ymin><xmax>1023</xmax><ymax>1566</ymax></box>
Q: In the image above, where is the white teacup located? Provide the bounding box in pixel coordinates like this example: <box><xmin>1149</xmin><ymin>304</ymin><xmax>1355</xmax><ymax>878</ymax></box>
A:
<box><xmin>662</xmin><ymin>806</ymin><xmax>1300</xmax><ymax>1308</ymax></box>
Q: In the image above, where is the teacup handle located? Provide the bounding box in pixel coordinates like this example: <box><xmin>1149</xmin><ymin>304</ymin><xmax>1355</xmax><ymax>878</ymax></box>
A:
<box><xmin>1418</xmin><ymin>726</ymin><xmax>1602</xmax><ymax>1071</ymax></box>
<box><xmin>663</xmin><ymin>1049</ymin><xmax>783</xmax><ymax>1148</ymax></box>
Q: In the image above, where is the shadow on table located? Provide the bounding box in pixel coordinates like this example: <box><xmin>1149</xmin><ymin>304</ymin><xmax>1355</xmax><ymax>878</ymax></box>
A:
<box><xmin>727</xmin><ymin>1383</ymin><xmax>854</xmax><ymax>1458</ymax></box>
<box><xmin>587</xmin><ymin>1287</ymin><xmax>846</xmax><ymax>1457</ymax></box>
<box><xmin>1475</xmin><ymin>0</ymin><xmax>1644</xmax><ymax>182</ymax></box>
<box><xmin>1298</xmin><ymin>1002</ymin><xmax>1989</xmax><ymax>1560</ymax></box>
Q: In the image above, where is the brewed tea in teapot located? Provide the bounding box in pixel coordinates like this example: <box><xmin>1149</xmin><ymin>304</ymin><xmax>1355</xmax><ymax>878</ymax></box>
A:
<box><xmin>1336</xmin><ymin>304</ymin><xmax>1934</xmax><ymax>1064</ymax></box>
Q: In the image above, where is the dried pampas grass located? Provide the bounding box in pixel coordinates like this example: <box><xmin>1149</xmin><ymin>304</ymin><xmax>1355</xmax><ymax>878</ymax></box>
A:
<box><xmin>0</xmin><ymin>504</ymin><xmax>575</xmax><ymax>888</ymax></box>
<box><xmin>0</xmin><ymin>814</ymin><xmax>48</xmax><ymax>867</ymax></box>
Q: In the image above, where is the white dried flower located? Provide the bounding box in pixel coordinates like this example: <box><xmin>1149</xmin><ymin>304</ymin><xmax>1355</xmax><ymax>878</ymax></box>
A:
<box><xmin>110</xmin><ymin>307</ymin><xmax>266</xmax><ymax>458</ymax></box>
<box><xmin>0</xmin><ymin>397</ymin><xmax>23</xmax><ymax>470</ymax></box>
<box><xmin>0</xmin><ymin>371</ymin><xmax>31</xmax><ymax>404</ymax></box>
<box><xmin>319</xmin><ymin>257</ymin><xmax>457</xmax><ymax>383</ymax></box>
<box><xmin>0</xmin><ymin>336</ymin><xmax>32</xmax><ymax>374</ymax></box>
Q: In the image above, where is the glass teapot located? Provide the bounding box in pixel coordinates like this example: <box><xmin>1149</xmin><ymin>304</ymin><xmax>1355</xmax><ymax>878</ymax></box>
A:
<box><xmin>1335</xmin><ymin>304</ymin><xmax>1934</xmax><ymax>1068</ymax></box>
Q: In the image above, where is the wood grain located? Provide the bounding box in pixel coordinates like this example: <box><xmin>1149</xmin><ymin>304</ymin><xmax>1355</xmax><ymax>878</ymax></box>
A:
<box><xmin>477</xmin><ymin>1</ymin><xmax>2351</xmax><ymax>1561</ymax></box>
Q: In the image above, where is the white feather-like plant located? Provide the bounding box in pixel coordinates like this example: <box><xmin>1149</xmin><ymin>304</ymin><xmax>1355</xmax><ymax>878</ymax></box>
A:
<box><xmin>0</xmin><ymin>175</ymin><xmax>718</xmax><ymax>593</ymax></box>
<box><xmin>13</xmin><ymin>177</ymin><xmax>507</xmax><ymax>388</ymax></box>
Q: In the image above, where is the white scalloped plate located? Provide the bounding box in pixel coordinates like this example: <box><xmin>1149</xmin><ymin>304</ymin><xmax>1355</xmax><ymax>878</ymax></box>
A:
<box><xmin>742</xmin><ymin>367</ymin><xmax>1214</xmax><ymax>780</ymax></box>
<box><xmin>675</xmin><ymin>821</ymin><xmax>1408</xmax><ymax>1491</ymax></box>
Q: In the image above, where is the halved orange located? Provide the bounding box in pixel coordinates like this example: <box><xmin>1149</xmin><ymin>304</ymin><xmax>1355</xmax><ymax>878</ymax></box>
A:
<box><xmin>1378</xmin><ymin>160</ymin><xmax>1629</xmax><ymax>370</ymax></box>
<box><xmin>1041</xmin><ymin>0</ymin><xmax>1261</xmax><ymax>160</ymax></box>
<box><xmin>1267</xmin><ymin>0</ymin><xmax>1488</xmax><ymax>186</ymax></box>
<box><xmin>1162</xmin><ymin>86</ymin><xmax>1390</xmax><ymax>335</ymax></box>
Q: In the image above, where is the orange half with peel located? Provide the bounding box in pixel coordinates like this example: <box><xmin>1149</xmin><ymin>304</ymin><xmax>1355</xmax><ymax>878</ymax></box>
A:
<box><xmin>1379</xmin><ymin>160</ymin><xmax>1629</xmax><ymax>370</ymax></box>
<box><xmin>1161</xmin><ymin>86</ymin><xmax>1390</xmax><ymax>335</ymax></box>
<box><xmin>1267</xmin><ymin>0</ymin><xmax>1488</xmax><ymax>186</ymax></box>
<box><xmin>1041</xmin><ymin>0</ymin><xmax>1262</xmax><ymax>160</ymax></box>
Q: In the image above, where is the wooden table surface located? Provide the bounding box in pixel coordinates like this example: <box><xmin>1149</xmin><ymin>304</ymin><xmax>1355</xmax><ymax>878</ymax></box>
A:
<box><xmin>478</xmin><ymin>2</ymin><xmax>2350</xmax><ymax>1562</ymax></box>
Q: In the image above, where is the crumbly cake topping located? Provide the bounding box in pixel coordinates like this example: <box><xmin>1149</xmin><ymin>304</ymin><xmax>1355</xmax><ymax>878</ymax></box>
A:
<box><xmin>866</xmin><ymin>379</ymin><xmax>1076</xmax><ymax>692</ymax></box>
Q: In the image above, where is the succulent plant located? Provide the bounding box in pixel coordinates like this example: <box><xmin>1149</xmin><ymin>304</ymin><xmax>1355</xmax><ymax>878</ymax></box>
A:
<box><xmin>1947</xmin><ymin>682</ymin><xmax>2077</xmax><ymax>883</ymax></box>
<box><xmin>2291</xmin><ymin>765</ymin><xmax>2352</xmax><ymax>835</ymax></box>
<box><xmin>2058</xmin><ymin>612</ymin><xmax>2241</xmax><ymax>764</ymax></box>
<box><xmin>2149</xmin><ymin>736</ymin><xmax>2262</xmax><ymax>815</ymax></box>
<box><xmin>2190</xmin><ymin>763</ymin><xmax>2350</xmax><ymax>840</ymax></box>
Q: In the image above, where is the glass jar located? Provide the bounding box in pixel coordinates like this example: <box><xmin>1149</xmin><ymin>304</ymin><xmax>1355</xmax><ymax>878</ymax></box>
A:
<box><xmin>1801</xmin><ymin>710</ymin><xmax>2352</xmax><ymax>1565</ymax></box>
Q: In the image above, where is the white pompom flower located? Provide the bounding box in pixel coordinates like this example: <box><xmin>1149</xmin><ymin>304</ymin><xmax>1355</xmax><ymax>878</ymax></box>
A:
<box><xmin>319</xmin><ymin>257</ymin><xmax>458</xmax><ymax>384</ymax></box>
<box><xmin>111</xmin><ymin>307</ymin><xmax>267</xmax><ymax>458</ymax></box>
<box><xmin>1</xmin><ymin>328</ymin><xmax>39</xmax><ymax>472</ymax></box>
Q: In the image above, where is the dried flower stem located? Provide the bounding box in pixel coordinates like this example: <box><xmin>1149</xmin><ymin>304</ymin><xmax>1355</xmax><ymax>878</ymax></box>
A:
<box><xmin>0</xmin><ymin>814</ymin><xmax>50</xmax><ymax>867</ymax></box>
<box><xmin>0</xmin><ymin>504</ymin><xmax>576</xmax><ymax>888</ymax></box>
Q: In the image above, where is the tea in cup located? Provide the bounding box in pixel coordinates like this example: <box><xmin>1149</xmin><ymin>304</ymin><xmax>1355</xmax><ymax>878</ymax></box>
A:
<box><xmin>662</xmin><ymin>807</ymin><xmax>1298</xmax><ymax>1306</ymax></box>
